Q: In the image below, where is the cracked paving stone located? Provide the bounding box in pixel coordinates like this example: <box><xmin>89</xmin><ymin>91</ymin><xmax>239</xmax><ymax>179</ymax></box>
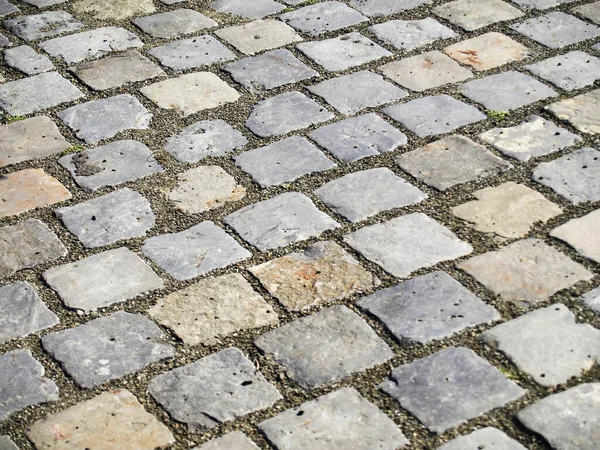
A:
<box><xmin>359</xmin><ymin>271</ymin><xmax>500</xmax><ymax>344</ymax></box>
<box><xmin>0</xmin><ymin>281</ymin><xmax>59</xmax><ymax>344</ymax></box>
<box><xmin>433</xmin><ymin>0</ymin><xmax>524</xmax><ymax>31</ymax></box>
<box><xmin>210</xmin><ymin>0</ymin><xmax>284</xmax><ymax>19</ymax></box>
<box><xmin>307</xmin><ymin>71</ymin><xmax>407</xmax><ymax>116</ymax></box>
<box><xmin>223</xmin><ymin>49</ymin><xmax>318</xmax><ymax>93</ymax></box>
<box><xmin>452</xmin><ymin>182</ymin><xmax>562</xmax><ymax>238</ymax></box>
<box><xmin>250</xmin><ymin>241</ymin><xmax>378</xmax><ymax>311</ymax></box>
<box><xmin>297</xmin><ymin>32</ymin><xmax>391</xmax><ymax>72</ymax></box>
<box><xmin>245</xmin><ymin>91</ymin><xmax>333</xmax><ymax>137</ymax></box>
<box><xmin>574</xmin><ymin>2</ymin><xmax>600</xmax><ymax>24</ymax></box>
<box><xmin>148</xmin><ymin>347</ymin><xmax>282</xmax><ymax>431</ymax></box>
<box><xmin>215</xmin><ymin>19</ymin><xmax>302</xmax><ymax>55</ymax></box>
<box><xmin>149</xmin><ymin>273</ymin><xmax>277</xmax><ymax>346</ymax></box>
<box><xmin>0</xmin><ymin>219</ymin><xmax>66</xmax><ymax>278</ymax></box>
<box><xmin>380</xmin><ymin>347</ymin><xmax>525</xmax><ymax>433</ymax></box>
<box><xmin>142</xmin><ymin>221</ymin><xmax>251</xmax><ymax>281</ymax></box>
<box><xmin>482</xmin><ymin>304</ymin><xmax>600</xmax><ymax>387</ymax></box>
<box><xmin>4</xmin><ymin>11</ymin><xmax>82</xmax><ymax>41</ymax></box>
<box><xmin>345</xmin><ymin>213</ymin><xmax>473</xmax><ymax>277</ymax></box>
<box><xmin>132</xmin><ymin>9</ymin><xmax>217</xmax><ymax>39</ymax></box>
<box><xmin>42</xmin><ymin>311</ymin><xmax>174</xmax><ymax>388</ymax></box>
<box><xmin>581</xmin><ymin>286</ymin><xmax>600</xmax><ymax>314</ymax></box>
<box><xmin>383</xmin><ymin>94</ymin><xmax>486</xmax><ymax>138</ymax></box>
<box><xmin>526</xmin><ymin>51</ymin><xmax>600</xmax><ymax>91</ymax></box>
<box><xmin>141</xmin><ymin>72</ymin><xmax>239</xmax><ymax>117</ymax></box>
<box><xmin>0</xmin><ymin>350</ymin><xmax>59</xmax><ymax>421</ymax></box>
<box><xmin>370</xmin><ymin>17</ymin><xmax>456</xmax><ymax>51</ymax></box>
<box><xmin>235</xmin><ymin>136</ymin><xmax>335</xmax><ymax>187</ymax></box>
<box><xmin>224</xmin><ymin>192</ymin><xmax>339</xmax><ymax>251</ymax></box>
<box><xmin>458</xmin><ymin>238</ymin><xmax>593</xmax><ymax>306</ymax></box>
<box><xmin>545</xmin><ymin>89</ymin><xmax>600</xmax><ymax>134</ymax></box>
<box><xmin>479</xmin><ymin>114</ymin><xmax>582</xmax><ymax>161</ymax></box>
<box><xmin>255</xmin><ymin>305</ymin><xmax>393</xmax><ymax>388</ymax></box>
<box><xmin>164</xmin><ymin>119</ymin><xmax>247</xmax><ymax>163</ymax></box>
<box><xmin>260</xmin><ymin>387</ymin><xmax>408</xmax><ymax>449</ymax></box>
<box><xmin>0</xmin><ymin>0</ymin><xmax>18</xmax><ymax>17</ymax></box>
<box><xmin>518</xmin><ymin>383</ymin><xmax>600</xmax><ymax>450</ymax></box>
<box><xmin>349</xmin><ymin>0</ymin><xmax>431</xmax><ymax>17</ymax></box>
<box><xmin>551</xmin><ymin>209</ymin><xmax>600</xmax><ymax>263</ymax></box>
<box><xmin>0</xmin><ymin>436</ymin><xmax>18</xmax><ymax>450</ymax></box>
<box><xmin>314</xmin><ymin>168</ymin><xmax>427</xmax><ymax>222</ymax></box>
<box><xmin>26</xmin><ymin>390</ymin><xmax>174</xmax><ymax>450</ymax></box>
<box><xmin>511</xmin><ymin>12</ymin><xmax>600</xmax><ymax>49</ymax></box>
<box><xmin>4</xmin><ymin>45</ymin><xmax>54</xmax><ymax>75</ymax></box>
<box><xmin>148</xmin><ymin>35</ymin><xmax>235</xmax><ymax>71</ymax></box>
<box><xmin>193</xmin><ymin>432</ymin><xmax>259</xmax><ymax>450</ymax></box>
<box><xmin>533</xmin><ymin>147</ymin><xmax>600</xmax><ymax>203</ymax></box>
<box><xmin>43</xmin><ymin>247</ymin><xmax>163</xmax><ymax>312</ymax></box>
<box><xmin>58</xmin><ymin>94</ymin><xmax>151</xmax><ymax>143</ymax></box>
<box><xmin>73</xmin><ymin>0</ymin><xmax>155</xmax><ymax>20</ymax></box>
<box><xmin>438</xmin><ymin>428</ymin><xmax>527</xmax><ymax>450</ymax></box>
<box><xmin>281</xmin><ymin>1</ymin><xmax>367</xmax><ymax>37</ymax></box>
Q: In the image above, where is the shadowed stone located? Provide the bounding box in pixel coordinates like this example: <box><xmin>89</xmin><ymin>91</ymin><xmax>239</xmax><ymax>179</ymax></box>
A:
<box><xmin>433</xmin><ymin>0</ymin><xmax>523</xmax><ymax>31</ymax></box>
<box><xmin>545</xmin><ymin>89</ymin><xmax>600</xmax><ymax>134</ymax></box>
<box><xmin>4</xmin><ymin>11</ymin><xmax>82</xmax><ymax>41</ymax></box>
<box><xmin>439</xmin><ymin>428</ymin><xmax>527</xmax><ymax>450</ymax></box>
<box><xmin>193</xmin><ymin>432</ymin><xmax>259</xmax><ymax>450</ymax></box>
<box><xmin>551</xmin><ymin>209</ymin><xmax>600</xmax><ymax>263</ymax></box>
<box><xmin>526</xmin><ymin>51</ymin><xmax>600</xmax><ymax>91</ymax></box>
<box><xmin>4</xmin><ymin>45</ymin><xmax>53</xmax><ymax>75</ymax></box>
<box><xmin>133</xmin><ymin>9</ymin><xmax>217</xmax><ymax>39</ymax></box>
<box><xmin>72</xmin><ymin>0</ymin><xmax>155</xmax><ymax>20</ymax></box>
<box><xmin>581</xmin><ymin>286</ymin><xmax>600</xmax><ymax>314</ymax></box>
<box><xmin>350</xmin><ymin>0</ymin><xmax>431</xmax><ymax>16</ymax></box>
<box><xmin>148</xmin><ymin>35</ymin><xmax>235</xmax><ymax>71</ymax></box>
<box><xmin>215</xmin><ymin>19</ymin><xmax>302</xmax><ymax>55</ymax></box>
<box><xmin>281</xmin><ymin>1</ymin><xmax>367</xmax><ymax>36</ymax></box>
<box><xmin>210</xmin><ymin>0</ymin><xmax>284</xmax><ymax>19</ymax></box>
<box><xmin>511</xmin><ymin>12</ymin><xmax>600</xmax><ymax>48</ymax></box>
<box><xmin>370</xmin><ymin>17</ymin><xmax>456</xmax><ymax>51</ymax></box>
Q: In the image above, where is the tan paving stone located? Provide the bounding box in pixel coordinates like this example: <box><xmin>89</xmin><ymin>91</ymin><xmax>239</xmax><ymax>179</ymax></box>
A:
<box><xmin>551</xmin><ymin>209</ymin><xmax>600</xmax><ymax>263</ymax></box>
<box><xmin>546</xmin><ymin>89</ymin><xmax>600</xmax><ymax>134</ymax></box>
<box><xmin>72</xmin><ymin>0</ymin><xmax>156</xmax><ymax>20</ymax></box>
<box><xmin>215</xmin><ymin>19</ymin><xmax>302</xmax><ymax>55</ymax></box>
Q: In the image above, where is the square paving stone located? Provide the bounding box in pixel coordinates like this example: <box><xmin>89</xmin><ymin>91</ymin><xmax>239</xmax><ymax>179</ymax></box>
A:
<box><xmin>349</xmin><ymin>0</ymin><xmax>431</xmax><ymax>16</ymax></box>
<box><xmin>0</xmin><ymin>350</ymin><xmax>59</xmax><ymax>421</ymax></box>
<box><xmin>235</xmin><ymin>136</ymin><xmax>335</xmax><ymax>187</ymax></box>
<box><xmin>4</xmin><ymin>45</ymin><xmax>54</xmax><ymax>75</ymax></box>
<box><xmin>164</xmin><ymin>119</ymin><xmax>247</xmax><ymax>163</ymax></box>
<box><xmin>345</xmin><ymin>213</ymin><xmax>472</xmax><ymax>277</ymax></box>
<box><xmin>518</xmin><ymin>383</ymin><xmax>600</xmax><ymax>450</ymax></box>
<box><xmin>142</xmin><ymin>221</ymin><xmax>251</xmax><ymax>281</ymax></box>
<box><xmin>533</xmin><ymin>147</ymin><xmax>600</xmax><ymax>203</ymax></box>
<box><xmin>574</xmin><ymin>2</ymin><xmax>600</xmax><ymax>24</ymax></box>
<box><xmin>0</xmin><ymin>0</ymin><xmax>18</xmax><ymax>17</ymax></box>
<box><xmin>551</xmin><ymin>209</ymin><xmax>600</xmax><ymax>263</ymax></box>
<box><xmin>210</xmin><ymin>0</ymin><xmax>284</xmax><ymax>19</ymax></box>
<box><xmin>260</xmin><ymin>387</ymin><xmax>408</xmax><ymax>450</ymax></box>
<box><xmin>250</xmin><ymin>241</ymin><xmax>378</xmax><ymax>311</ymax></box>
<box><xmin>42</xmin><ymin>311</ymin><xmax>174</xmax><ymax>388</ymax></box>
<box><xmin>307</xmin><ymin>71</ymin><xmax>407</xmax><ymax>116</ymax></box>
<box><xmin>370</xmin><ymin>18</ymin><xmax>456</xmax><ymax>51</ymax></box>
<box><xmin>223</xmin><ymin>49</ymin><xmax>318</xmax><ymax>93</ymax></box>
<box><xmin>314</xmin><ymin>168</ymin><xmax>427</xmax><ymax>222</ymax></box>
<box><xmin>526</xmin><ymin>51</ymin><xmax>600</xmax><ymax>91</ymax></box>
<box><xmin>545</xmin><ymin>89</ymin><xmax>600</xmax><ymax>134</ymax></box>
<box><xmin>297</xmin><ymin>32</ymin><xmax>391</xmax><ymax>72</ymax></box>
<box><xmin>380</xmin><ymin>347</ymin><xmax>525</xmax><ymax>433</ymax></box>
<box><xmin>148</xmin><ymin>35</ymin><xmax>235</xmax><ymax>71</ymax></box>
<box><xmin>281</xmin><ymin>1</ymin><xmax>367</xmax><ymax>36</ymax></box>
<box><xmin>581</xmin><ymin>286</ymin><xmax>600</xmax><ymax>314</ymax></box>
<box><xmin>194</xmin><ymin>432</ymin><xmax>259</xmax><ymax>450</ymax></box>
<box><xmin>0</xmin><ymin>281</ymin><xmax>58</xmax><ymax>344</ymax></box>
<box><xmin>72</xmin><ymin>0</ymin><xmax>156</xmax><ymax>20</ymax></box>
<box><xmin>148</xmin><ymin>347</ymin><xmax>282</xmax><ymax>431</ymax></box>
<box><xmin>0</xmin><ymin>436</ymin><xmax>18</xmax><ymax>450</ymax></box>
<box><xmin>479</xmin><ymin>115</ymin><xmax>582</xmax><ymax>161</ymax></box>
<box><xmin>4</xmin><ymin>11</ymin><xmax>82</xmax><ymax>41</ymax></box>
<box><xmin>245</xmin><ymin>91</ymin><xmax>333</xmax><ymax>137</ymax></box>
<box><xmin>458</xmin><ymin>239</ymin><xmax>593</xmax><ymax>306</ymax></box>
<box><xmin>215</xmin><ymin>19</ymin><xmax>302</xmax><ymax>55</ymax></box>
<box><xmin>224</xmin><ymin>192</ymin><xmax>339</xmax><ymax>251</ymax></box>
<box><xmin>58</xmin><ymin>94</ymin><xmax>151</xmax><ymax>143</ymax></box>
<box><xmin>43</xmin><ymin>247</ymin><xmax>163</xmax><ymax>312</ymax></box>
<box><xmin>433</xmin><ymin>0</ymin><xmax>523</xmax><ymax>31</ymax></box>
<box><xmin>482</xmin><ymin>304</ymin><xmax>600</xmax><ymax>387</ymax></box>
<box><xmin>359</xmin><ymin>271</ymin><xmax>500</xmax><ymax>344</ymax></box>
<box><xmin>132</xmin><ymin>9</ymin><xmax>217</xmax><ymax>39</ymax></box>
<box><xmin>511</xmin><ymin>12</ymin><xmax>600</xmax><ymax>49</ymax></box>
<box><xmin>255</xmin><ymin>305</ymin><xmax>393</xmax><ymax>388</ymax></box>
<box><xmin>26</xmin><ymin>390</ymin><xmax>174</xmax><ymax>450</ymax></box>
<box><xmin>438</xmin><ymin>427</ymin><xmax>527</xmax><ymax>450</ymax></box>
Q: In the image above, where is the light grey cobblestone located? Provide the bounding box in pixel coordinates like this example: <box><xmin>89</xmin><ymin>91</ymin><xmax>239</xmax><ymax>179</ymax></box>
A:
<box><xmin>132</xmin><ymin>9</ymin><xmax>217</xmax><ymax>39</ymax></box>
<box><xmin>551</xmin><ymin>209</ymin><xmax>600</xmax><ymax>263</ymax></box>
<box><xmin>281</xmin><ymin>1</ymin><xmax>367</xmax><ymax>36</ymax></box>
<box><xmin>370</xmin><ymin>18</ymin><xmax>456</xmax><ymax>51</ymax></box>
<box><xmin>0</xmin><ymin>436</ymin><xmax>18</xmax><ymax>450</ymax></box>
<box><xmin>511</xmin><ymin>12</ymin><xmax>600</xmax><ymax>49</ymax></box>
<box><xmin>193</xmin><ymin>431</ymin><xmax>259</xmax><ymax>450</ymax></box>
<box><xmin>4</xmin><ymin>45</ymin><xmax>53</xmax><ymax>75</ymax></box>
<box><xmin>210</xmin><ymin>0</ymin><xmax>284</xmax><ymax>19</ymax></box>
<box><xmin>581</xmin><ymin>286</ymin><xmax>600</xmax><ymax>314</ymax></box>
<box><xmin>438</xmin><ymin>428</ymin><xmax>527</xmax><ymax>450</ymax></box>
<box><xmin>0</xmin><ymin>0</ymin><xmax>18</xmax><ymax>17</ymax></box>
<box><xmin>525</xmin><ymin>51</ymin><xmax>600</xmax><ymax>91</ymax></box>
<box><xmin>148</xmin><ymin>35</ymin><xmax>235</xmax><ymax>71</ymax></box>
<box><xmin>349</xmin><ymin>0</ymin><xmax>431</xmax><ymax>17</ymax></box>
<box><xmin>215</xmin><ymin>19</ymin><xmax>302</xmax><ymax>55</ymax></box>
<box><xmin>4</xmin><ymin>11</ymin><xmax>82</xmax><ymax>41</ymax></box>
<box><xmin>433</xmin><ymin>0</ymin><xmax>523</xmax><ymax>31</ymax></box>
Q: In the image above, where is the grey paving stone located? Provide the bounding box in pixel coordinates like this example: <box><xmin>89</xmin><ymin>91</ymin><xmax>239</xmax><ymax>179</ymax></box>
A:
<box><xmin>0</xmin><ymin>281</ymin><xmax>58</xmax><ymax>344</ymax></box>
<box><xmin>581</xmin><ymin>286</ymin><xmax>600</xmax><ymax>314</ymax></box>
<box><xmin>349</xmin><ymin>0</ymin><xmax>431</xmax><ymax>16</ymax></box>
<box><xmin>359</xmin><ymin>271</ymin><xmax>499</xmax><ymax>344</ymax></box>
<box><xmin>215</xmin><ymin>19</ymin><xmax>302</xmax><ymax>55</ymax></box>
<box><xmin>526</xmin><ymin>51</ymin><xmax>600</xmax><ymax>91</ymax></box>
<box><xmin>0</xmin><ymin>34</ymin><xmax>11</xmax><ymax>47</ymax></box>
<box><xmin>546</xmin><ymin>89</ymin><xmax>600</xmax><ymax>135</ymax></box>
<box><xmin>43</xmin><ymin>247</ymin><xmax>163</xmax><ymax>312</ymax></box>
<box><xmin>433</xmin><ymin>0</ymin><xmax>524</xmax><ymax>31</ymax></box>
<box><xmin>307</xmin><ymin>70</ymin><xmax>407</xmax><ymax>116</ymax></box>
<box><xmin>148</xmin><ymin>35</ymin><xmax>235</xmax><ymax>71</ymax></box>
<box><xmin>4</xmin><ymin>11</ymin><xmax>82</xmax><ymax>41</ymax></box>
<box><xmin>58</xmin><ymin>94</ymin><xmax>152</xmax><ymax>143</ymax></box>
<box><xmin>513</xmin><ymin>0</ymin><xmax>579</xmax><ymax>9</ymax></box>
<box><xmin>21</xmin><ymin>0</ymin><xmax>68</xmax><ymax>6</ymax></box>
<box><xmin>165</xmin><ymin>119</ymin><xmax>247</xmax><ymax>163</ymax></box>
<box><xmin>532</xmin><ymin>147</ymin><xmax>600</xmax><ymax>203</ymax></box>
<box><xmin>551</xmin><ymin>209</ymin><xmax>600</xmax><ymax>263</ymax></box>
<box><xmin>256</xmin><ymin>305</ymin><xmax>393</xmax><ymax>388</ymax></box>
<box><xmin>0</xmin><ymin>0</ymin><xmax>18</xmax><ymax>17</ymax></box>
<box><xmin>438</xmin><ymin>428</ymin><xmax>528</xmax><ymax>450</ymax></box>
<box><xmin>383</xmin><ymin>95</ymin><xmax>486</xmax><ymax>138</ymax></box>
<box><xmin>0</xmin><ymin>219</ymin><xmax>66</xmax><ymax>279</ymax></box>
<box><xmin>0</xmin><ymin>72</ymin><xmax>83</xmax><ymax>116</ymax></box>
<box><xmin>42</xmin><ymin>311</ymin><xmax>174</xmax><ymax>388</ymax></box>
<box><xmin>194</xmin><ymin>432</ymin><xmax>260</xmax><ymax>450</ymax></box>
<box><xmin>574</xmin><ymin>2</ymin><xmax>600</xmax><ymax>24</ymax></box>
<box><xmin>224</xmin><ymin>192</ymin><xmax>339</xmax><ymax>251</ymax></box>
<box><xmin>370</xmin><ymin>18</ymin><xmax>456</xmax><ymax>51</ymax></box>
<box><xmin>4</xmin><ymin>45</ymin><xmax>53</xmax><ymax>75</ymax></box>
<box><xmin>281</xmin><ymin>1</ymin><xmax>367</xmax><ymax>36</ymax></box>
<box><xmin>314</xmin><ymin>168</ymin><xmax>427</xmax><ymax>222</ymax></box>
<box><xmin>72</xmin><ymin>0</ymin><xmax>156</xmax><ymax>20</ymax></box>
<box><xmin>142</xmin><ymin>221</ymin><xmax>251</xmax><ymax>281</ymax></box>
<box><xmin>479</xmin><ymin>115</ymin><xmax>582</xmax><ymax>161</ymax></box>
<box><xmin>380</xmin><ymin>347</ymin><xmax>525</xmax><ymax>433</ymax></box>
<box><xmin>132</xmin><ymin>9</ymin><xmax>217</xmax><ymax>39</ymax></box>
<box><xmin>38</xmin><ymin>27</ymin><xmax>143</xmax><ymax>65</ymax></box>
<box><xmin>0</xmin><ymin>350</ymin><xmax>59</xmax><ymax>421</ymax></box>
<box><xmin>148</xmin><ymin>347</ymin><xmax>281</xmax><ymax>431</ymax></box>
<box><xmin>210</xmin><ymin>0</ymin><xmax>284</xmax><ymax>18</ymax></box>
<box><xmin>297</xmin><ymin>32</ymin><xmax>391</xmax><ymax>72</ymax></box>
<box><xmin>0</xmin><ymin>436</ymin><xmax>18</xmax><ymax>450</ymax></box>
<box><xmin>518</xmin><ymin>383</ymin><xmax>600</xmax><ymax>450</ymax></box>
<box><xmin>245</xmin><ymin>91</ymin><xmax>333</xmax><ymax>137</ymax></box>
<box><xmin>223</xmin><ymin>49</ymin><xmax>318</xmax><ymax>93</ymax></box>
<box><xmin>511</xmin><ymin>12</ymin><xmax>600</xmax><ymax>49</ymax></box>
<box><xmin>235</xmin><ymin>136</ymin><xmax>335</xmax><ymax>187</ymax></box>
<box><xmin>344</xmin><ymin>213</ymin><xmax>472</xmax><ymax>277</ymax></box>
<box><xmin>260</xmin><ymin>388</ymin><xmax>408</xmax><ymax>449</ymax></box>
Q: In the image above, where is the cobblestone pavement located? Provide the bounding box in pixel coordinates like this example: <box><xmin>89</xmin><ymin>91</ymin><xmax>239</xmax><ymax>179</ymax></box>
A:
<box><xmin>0</xmin><ymin>0</ymin><xmax>599</xmax><ymax>449</ymax></box>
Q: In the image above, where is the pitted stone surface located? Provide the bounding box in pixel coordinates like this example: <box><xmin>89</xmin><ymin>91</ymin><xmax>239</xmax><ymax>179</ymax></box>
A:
<box><xmin>359</xmin><ymin>271</ymin><xmax>500</xmax><ymax>344</ymax></box>
<box><xmin>526</xmin><ymin>51</ymin><xmax>600</xmax><ymax>91</ymax></box>
<box><xmin>149</xmin><ymin>35</ymin><xmax>236</xmax><ymax>71</ymax></box>
<box><xmin>4</xmin><ymin>11</ymin><xmax>82</xmax><ymax>41</ymax></box>
<box><xmin>281</xmin><ymin>1</ymin><xmax>367</xmax><ymax>36</ymax></box>
<box><xmin>148</xmin><ymin>347</ymin><xmax>282</xmax><ymax>431</ymax></box>
<box><xmin>256</xmin><ymin>305</ymin><xmax>393</xmax><ymax>388</ymax></box>
<box><xmin>210</xmin><ymin>0</ymin><xmax>284</xmax><ymax>19</ymax></box>
<box><xmin>224</xmin><ymin>192</ymin><xmax>339</xmax><ymax>251</ymax></box>
<box><xmin>4</xmin><ymin>45</ymin><xmax>53</xmax><ymax>75</ymax></box>
<box><xmin>260</xmin><ymin>388</ymin><xmax>408</xmax><ymax>450</ymax></box>
<box><xmin>545</xmin><ymin>89</ymin><xmax>600</xmax><ymax>134</ymax></box>
<box><xmin>215</xmin><ymin>19</ymin><xmax>302</xmax><ymax>55</ymax></box>
<box><xmin>133</xmin><ymin>9</ymin><xmax>217</xmax><ymax>39</ymax></box>
<box><xmin>43</xmin><ymin>247</ymin><xmax>163</xmax><ymax>312</ymax></box>
<box><xmin>433</xmin><ymin>0</ymin><xmax>523</xmax><ymax>31</ymax></box>
<box><xmin>73</xmin><ymin>0</ymin><xmax>156</xmax><ymax>20</ymax></box>
<box><xmin>370</xmin><ymin>18</ymin><xmax>456</xmax><ymax>51</ymax></box>
<box><xmin>511</xmin><ymin>12</ymin><xmax>600</xmax><ymax>49</ymax></box>
<box><xmin>380</xmin><ymin>347</ymin><xmax>525</xmax><ymax>433</ymax></box>
<box><xmin>551</xmin><ymin>209</ymin><xmax>600</xmax><ymax>263</ymax></box>
<box><xmin>194</xmin><ymin>432</ymin><xmax>259</xmax><ymax>450</ymax></box>
<box><xmin>581</xmin><ymin>286</ymin><xmax>600</xmax><ymax>314</ymax></box>
<box><xmin>0</xmin><ymin>436</ymin><xmax>18</xmax><ymax>450</ymax></box>
<box><xmin>0</xmin><ymin>0</ymin><xmax>18</xmax><ymax>17</ymax></box>
<box><xmin>438</xmin><ymin>428</ymin><xmax>527</xmax><ymax>450</ymax></box>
